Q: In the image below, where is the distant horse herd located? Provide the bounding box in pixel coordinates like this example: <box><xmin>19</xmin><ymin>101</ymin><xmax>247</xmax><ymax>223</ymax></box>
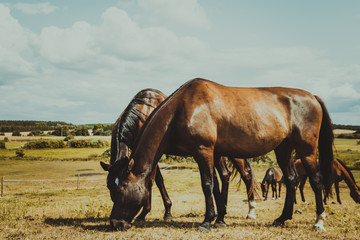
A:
<box><xmin>100</xmin><ymin>78</ymin><xmax>360</xmax><ymax>232</ymax></box>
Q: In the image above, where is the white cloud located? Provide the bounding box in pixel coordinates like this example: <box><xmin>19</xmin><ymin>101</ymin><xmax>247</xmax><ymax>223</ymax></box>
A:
<box><xmin>0</xmin><ymin>4</ymin><xmax>37</xmax><ymax>82</ymax></box>
<box><xmin>12</xmin><ymin>2</ymin><xmax>58</xmax><ymax>15</ymax></box>
<box><xmin>138</xmin><ymin>0</ymin><xmax>210</xmax><ymax>29</ymax></box>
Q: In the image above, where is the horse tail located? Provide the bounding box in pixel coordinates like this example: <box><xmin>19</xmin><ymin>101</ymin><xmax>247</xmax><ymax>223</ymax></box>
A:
<box><xmin>315</xmin><ymin>95</ymin><xmax>334</xmax><ymax>197</ymax></box>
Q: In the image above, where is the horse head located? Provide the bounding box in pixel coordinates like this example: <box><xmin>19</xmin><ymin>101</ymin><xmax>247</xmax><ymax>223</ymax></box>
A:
<box><xmin>350</xmin><ymin>186</ymin><xmax>360</xmax><ymax>203</ymax></box>
<box><xmin>100</xmin><ymin>157</ymin><xmax>148</xmax><ymax>230</ymax></box>
<box><xmin>261</xmin><ymin>182</ymin><xmax>268</xmax><ymax>199</ymax></box>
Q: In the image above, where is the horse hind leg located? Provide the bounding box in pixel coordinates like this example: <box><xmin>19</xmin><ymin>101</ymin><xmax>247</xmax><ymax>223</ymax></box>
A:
<box><xmin>229</xmin><ymin>157</ymin><xmax>257</xmax><ymax>219</ymax></box>
<box><xmin>298</xmin><ymin>152</ymin><xmax>326</xmax><ymax>231</ymax></box>
<box><xmin>272</xmin><ymin>139</ymin><xmax>297</xmax><ymax>226</ymax></box>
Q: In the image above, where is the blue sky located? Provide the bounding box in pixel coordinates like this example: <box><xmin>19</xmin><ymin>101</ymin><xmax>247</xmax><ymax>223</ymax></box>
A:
<box><xmin>0</xmin><ymin>0</ymin><xmax>359</xmax><ymax>125</ymax></box>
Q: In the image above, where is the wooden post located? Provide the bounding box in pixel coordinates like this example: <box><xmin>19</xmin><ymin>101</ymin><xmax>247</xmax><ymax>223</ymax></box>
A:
<box><xmin>77</xmin><ymin>174</ymin><xmax>80</xmax><ymax>190</ymax></box>
<box><xmin>1</xmin><ymin>176</ymin><xmax>4</xmax><ymax>197</ymax></box>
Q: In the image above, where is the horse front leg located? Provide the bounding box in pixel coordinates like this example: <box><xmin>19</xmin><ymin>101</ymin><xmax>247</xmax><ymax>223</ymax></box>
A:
<box><xmin>154</xmin><ymin>165</ymin><xmax>173</xmax><ymax>220</ymax></box>
<box><xmin>335</xmin><ymin>181</ymin><xmax>341</xmax><ymax>204</ymax></box>
<box><xmin>195</xmin><ymin>146</ymin><xmax>216</xmax><ymax>232</ymax></box>
<box><xmin>272</xmin><ymin>184</ymin><xmax>277</xmax><ymax>199</ymax></box>
<box><xmin>273</xmin><ymin>142</ymin><xmax>297</xmax><ymax>226</ymax></box>
<box><xmin>278</xmin><ymin>182</ymin><xmax>281</xmax><ymax>199</ymax></box>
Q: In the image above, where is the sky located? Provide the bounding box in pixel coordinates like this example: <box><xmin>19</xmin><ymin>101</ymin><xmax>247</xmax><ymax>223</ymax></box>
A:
<box><xmin>0</xmin><ymin>0</ymin><xmax>360</xmax><ymax>125</ymax></box>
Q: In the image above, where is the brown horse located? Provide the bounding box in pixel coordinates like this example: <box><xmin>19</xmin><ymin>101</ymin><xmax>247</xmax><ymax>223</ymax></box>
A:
<box><xmin>100</xmin><ymin>88</ymin><xmax>258</xmax><ymax>225</ymax></box>
<box><xmin>261</xmin><ymin>167</ymin><xmax>283</xmax><ymax>200</ymax></box>
<box><xmin>105</xmin><ymin>78</ymin><xmax>334</xmax><ymax>232</ymax></box>
<box><xmin>294</xmin><ymin>158</ymin><xmax>360</xmax><ymax>204</ymax></box>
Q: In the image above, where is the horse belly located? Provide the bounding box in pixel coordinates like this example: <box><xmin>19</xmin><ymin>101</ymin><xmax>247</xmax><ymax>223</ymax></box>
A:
<box><xmin>215</xmin><ymin>124</ymin><xmax>288</xmax><ymax>158</ymax></box>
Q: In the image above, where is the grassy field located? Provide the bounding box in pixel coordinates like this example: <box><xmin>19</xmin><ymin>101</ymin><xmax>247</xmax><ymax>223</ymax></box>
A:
<box><xmin>1</xmin><ymin>138</ymin><xmax>360</xmax><ymax>239</ymax></box>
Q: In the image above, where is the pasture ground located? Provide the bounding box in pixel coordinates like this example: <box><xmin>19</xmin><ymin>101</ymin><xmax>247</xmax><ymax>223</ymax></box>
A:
<box><xmin>0</xmin><ymin>136</ymin><xmax>360</xmax><ymax>239</ymax></box>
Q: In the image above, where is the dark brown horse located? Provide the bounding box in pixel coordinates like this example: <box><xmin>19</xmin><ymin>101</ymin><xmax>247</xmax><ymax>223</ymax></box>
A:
<box><xmin>100</xmin><ymin>88</ymin><xmax>258</xmax><ymax>225</ymax></box>
<box><xmin>261</xmin><ymin>167</ymin><xmax>283</xmax><ymax>200</ymax></box>
<box><xmin>105</xmin><ymin>78</ymin><xmax>334</xmax><ymax>232</ymax></box>
<box><xmin>294</xmin><ymin>158</ymin><xmax>360</xmax><ymax>204</ymax></box>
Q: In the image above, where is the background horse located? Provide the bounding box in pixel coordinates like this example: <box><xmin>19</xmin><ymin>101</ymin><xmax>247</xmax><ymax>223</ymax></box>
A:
<box><xmin>261</xmin><ymin>167</ymin><xmax>283</xmax><ymax>200</ymax></box>
<box><xmin>106</xmin><ymin>78</ymin><xmax>334</xmax><ymax>232</ymax></box>
<box><xmin>294</xmin><ymin>158</ymin><xmax>360</xmax><ymax>204</ymax></box>
<box><xmin>100</xmin><ymin>88</ymin><xmax>258</xmax><ymax>226</ymax></box>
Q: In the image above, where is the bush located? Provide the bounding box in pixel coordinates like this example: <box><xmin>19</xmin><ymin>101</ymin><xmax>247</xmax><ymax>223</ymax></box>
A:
<box><xmin>23</xmin><ymin>139</ymin><xmax>66</xmax><ymax>149</ymax></box>
<box><xmin>16</xmin><ymin>149</ymin><xmax>25</xmax><ymax>158</ymax></box>
<box><xmin>68</xmin><ymin>139</ymin><xmax>109</xmax><ymax>148</ymax></box>
<box><xmin>102</xmin><ymin>148</ymin><xmax>111</xmax><ymax>158</ymax></box>
<box><xmin>12</xmin><ymin>130</ymin><xmax>21</xmax><ymax>136</ymax></box>
<box><xmin>3</xmin><ymin>137</ymin><xmax>9</xmax><ymax>142</ymax></box>
<box><xmin>64</xmin><ymin>135</ymin><xmax>74</xmax><ymax>141</ymax></box>
<box><xmin>0</xmin><ymin>140</ymin><xmax>5</xmax><ymax>149</ymax></box>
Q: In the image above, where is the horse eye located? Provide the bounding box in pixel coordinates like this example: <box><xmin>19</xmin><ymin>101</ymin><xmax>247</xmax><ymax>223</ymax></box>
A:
<box><xmin>115</xmin><ymin>177</ymin><xmax>119</xmax><ymax>187</ymax></box>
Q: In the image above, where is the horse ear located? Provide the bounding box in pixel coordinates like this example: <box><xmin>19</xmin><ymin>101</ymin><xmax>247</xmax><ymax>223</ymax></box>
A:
<box><xmin>100</xmin><ymin>161</ymin><xmax>110</xmax><ymax>171</ymax></box>
<box><xmin>128</xmin><ymin>158</ymin><xmax>134</xmax><ymax>172</ymax></box>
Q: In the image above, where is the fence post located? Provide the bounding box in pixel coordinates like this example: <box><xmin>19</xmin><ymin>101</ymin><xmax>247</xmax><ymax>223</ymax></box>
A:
<box><xmin>1</xmin><ymin>176</ymin><xmax>3</xmax><ymax>197</ymax></box>
<box><xmin>77</xmin><ymin>174</ymin><xmax>80</xmax><ymax>190</ymax></box>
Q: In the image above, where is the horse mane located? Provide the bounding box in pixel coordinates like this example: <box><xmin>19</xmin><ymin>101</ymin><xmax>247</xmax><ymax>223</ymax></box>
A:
<box><xmin>336</xmin><ymin>158</ymin><xmax>356</xmax><ymax>183</ymax></box>
<box><xmin>130</xmin><ymin>79</ymin><xmax>198</xmax><ymax>159</ymax></box>
<box><xmin>112</xmin><ymin>89</ymin><xmax>166</xmax><ymax>161</ymax></box>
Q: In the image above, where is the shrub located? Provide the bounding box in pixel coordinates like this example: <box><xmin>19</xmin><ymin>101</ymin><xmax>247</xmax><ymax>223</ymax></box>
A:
<box><xmin>68</xmin><ymin>139</ymin><xmax>109</xmax><ymax>148</ymax></box>
<box><xmin>12</xmin><ymin>130</ymin><xmax>21</xmax><ymax>136</ymax></box>
<box><xmin>23</xmin><ymin>139</ymin><xmax>66</xmax><ymax>149</ymax></box>
<box><xmin>16</xmin><ymin>149</ymin><xmax>25</xmax><ymax>158</ymax></box>
<box><xmin>4</xmin><ymin>137</ymin><xmax>9</xmax><ymax>142</ymax></box>
<box><xmin>64</xmin><ymin>135</ymin><xmax>74</xmax><ymax>141</ymax></box>
<box><xmin>102</xmin><ymin>148</ymin><xmax>111</xmax><ymax>158</ymax></box>
<box><xmin>0</xmin><ymin>140</ymin><xmax>5</xmax><ymax>149</ymax></box>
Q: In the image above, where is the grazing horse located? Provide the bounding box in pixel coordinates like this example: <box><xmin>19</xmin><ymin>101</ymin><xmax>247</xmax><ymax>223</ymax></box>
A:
<box><xmin>261</xmin><ymin>167</ymin><xmax>283</xmax><ymax>200</ymax></box>
<box><xmin>105</xmin><ymin>78</ymin><xmax>334</xmax><ymax>232</ymax></box>
<box><xmin>100</xmin><ymin>88</ymin><xmax>258</xmax><ymax>225</ymax></box>
<box><xmin>294</xmin><ymin>158</ymin><xmax>360</xmax><ymax>204</ymax></box>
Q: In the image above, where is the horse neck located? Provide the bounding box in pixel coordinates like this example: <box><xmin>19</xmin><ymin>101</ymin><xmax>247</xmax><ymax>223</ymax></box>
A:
<box><xmin>131</xmin><ymin>95</ymin><xmax>177</xmax><ymax>177</ymax></box>
<box><xmin>339</xmin><ymin>164</ymin><xmax>359</xmax><ymax>192</ymax></box>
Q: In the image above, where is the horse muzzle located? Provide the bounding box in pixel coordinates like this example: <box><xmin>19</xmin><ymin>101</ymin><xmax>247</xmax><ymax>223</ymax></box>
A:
<box><xmin>110</xmin><ymin>219</ymin><xmax>132</xmax><ymax>231</ymax></box>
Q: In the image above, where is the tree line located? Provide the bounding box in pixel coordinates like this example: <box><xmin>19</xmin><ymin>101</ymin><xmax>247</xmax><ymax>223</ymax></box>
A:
<box><xmin>0</xmin><ymin>121</ymin><xmax>114</xmax><ymax>136</ymax></box>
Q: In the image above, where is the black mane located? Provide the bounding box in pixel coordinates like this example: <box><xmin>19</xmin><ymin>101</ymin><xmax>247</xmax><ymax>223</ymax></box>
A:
<box><xmin>111</xmin><ymin>89</ymin><xmax>166</xmax><ymax>163</ymax></box>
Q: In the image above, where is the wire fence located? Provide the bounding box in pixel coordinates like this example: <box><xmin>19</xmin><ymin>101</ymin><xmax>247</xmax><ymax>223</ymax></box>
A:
<box><xmin>0</xmin><ymin>175</ymin><xmax>106</xmax><ymax>197</ymax></box>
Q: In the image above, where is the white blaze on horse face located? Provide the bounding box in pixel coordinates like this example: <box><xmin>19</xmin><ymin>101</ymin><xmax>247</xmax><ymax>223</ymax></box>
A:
<box><xmin>115</xmin><ymin>177</ymin><xmax>119</xmax><ymax>187</ymax></box>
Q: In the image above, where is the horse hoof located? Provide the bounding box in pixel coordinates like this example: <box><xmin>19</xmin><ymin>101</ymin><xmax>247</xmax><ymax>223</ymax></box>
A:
<box><xmin>272</xmin><ymin>220</ymin><xmax>284</xmax><ymax>227</ymax></box>
<box><xmin>197</xmin><ymin>225</ymin><xmax>210</xmax><ymax>233</ymax></box>
<box><xmin>213</xmin><ymin>221</ymin><xmax>226</xmax><ymax>229</ymax></box>
<box><xmin>246</xmin><ymin>214</ymin><xmax>256</xmax><ymax>220</ymax></box>
<box><xmin>313</xmin><ymin>224</ymin><xmax>326</xmax><ymax>232</ymax></box>
<box><xmin>134</xmin><ymin>217</ymin><xmax>145</xmax><ymax>222</ymax></box>
<box><xmin>164</xmin><ymin>214</ymin><xmax>173</xmax><ymax>221</ymax></box>
<box><xmin>198</xmin><ymin>222</ymin><xmax>211</xmax><ymax>233</ymax></box>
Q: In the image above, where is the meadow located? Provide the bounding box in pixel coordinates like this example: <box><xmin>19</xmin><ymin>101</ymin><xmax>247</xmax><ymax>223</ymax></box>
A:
<box><xmin>0</xmin><ymin>137</ymin><xmax>360</xmax><ymax>239</ymax></box>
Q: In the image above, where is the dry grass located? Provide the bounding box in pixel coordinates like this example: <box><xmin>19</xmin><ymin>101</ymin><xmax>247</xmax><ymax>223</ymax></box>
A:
<box><xmin>1</xmin><ymin>160</ymin><xmax>360</xmax><ymax>239</ymax></box>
